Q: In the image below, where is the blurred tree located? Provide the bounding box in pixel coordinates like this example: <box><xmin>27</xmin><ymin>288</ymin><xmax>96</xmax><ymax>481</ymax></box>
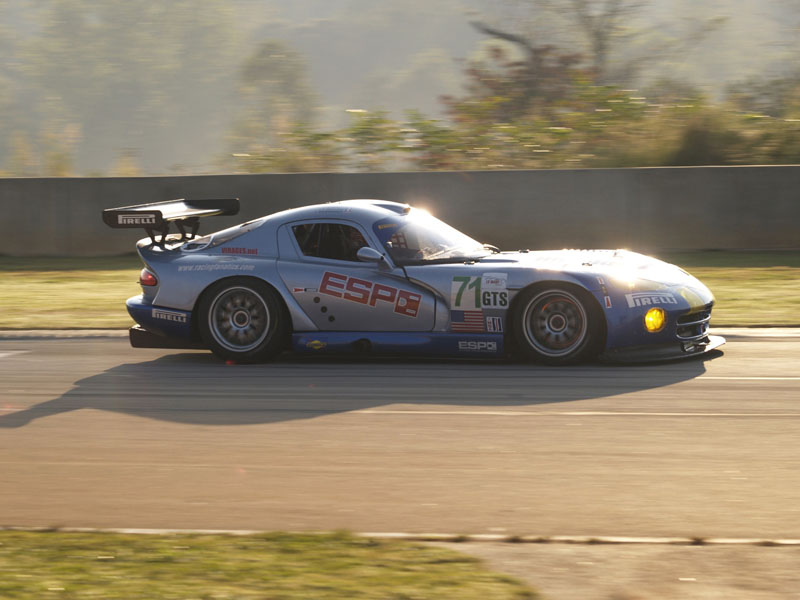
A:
<box><xmin>7</xmin><ymin>132</ymin><xmax>39</xmax><ymax>176</ymax></box>
<box><xmin>228</xmin><ymin>110</ymin><xmax>405</xmax><ymax>173</ymax></box>
<box><xmin>230</xmin><ymin>124</ymin><xmax>344</xmax><ymax>173</ymax></box>
<box><xmin>26</xmin><ymin>0</ymin><xmax>238</xmax><ymax>173</ymax></box>
<box><xmin>4</xmin><ymin>0</ymin><xmax>800</xmax><ymax>175</ymax></box>
<box><xmin>402</xmin><ymin>111</ymin><xmax>464</xmax><ymax>171</ymax></box>
<box><xmin>0</xmin><ymin>0</ymin><xmax>32</xmax><ymax>168</ymax></box>
<box><xmin>669</xmin><ymin>115</ymin><xmax>744</xmax><ymax>166</ymax></box>
<box><xmin>228</xmin><ymin>40</ymin><xmax>318</xmax><ymax>157</ymax></box>
<box><xmin>641</xmin><ymin>78</ymin><xmax>703</xmax><ymax>104</ymax></box>
<box><xmin>41</xmin><ymin>122</ymin><xmax>81</xmax><ymax>176</ymax></box>
<box><xmin>757</xmin><ymin>120</ymin><xmax>800</xmax><ymax>164</ymax></box>
<box><xmin>565</xmin><ymin>0</ymin><xmax>644</xmax><ymax>84</ymax></box>
<box><xmin>456</xmin><ymin>26</ymin><xmax>583</xmax><ymax>120</ymax></box>
<box><xmin>110</xmin><ymin>149</ymin><xmax>143</xmax><ymax>177</ymax></box>
<box><xmin>424</xmin><ymin>78</ymin><xmax>676</xmax><ymax>170</ymax></box>
<box><xmin>342</xmin><ymin>111</ymin><xmax>405</xmax><ymax>171</ymax></box>
<box><xmin>471</xmin><ymin>0</ymin><xmax>725</xmax><ymax>87</ymax></box>
<box><xmin>471</xmin><ymin>0</ymin><xmax>645</xmax><ymax>85</ymax></box>
<box><xmin>727</xmin><ymin>75</ymin><xmax>800</xmax><ymax>118</ymax></box>
<box><xmin>354</xmin><ymin>49</ymin><xmax>462</xmax><ymax>120</ymax></box>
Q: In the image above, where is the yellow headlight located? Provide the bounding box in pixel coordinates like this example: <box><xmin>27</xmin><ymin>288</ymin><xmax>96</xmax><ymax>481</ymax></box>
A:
<box><xmin>644</xmin><ymin>307</ymin><xmax>666</xmax><ymax>333</ymax></box>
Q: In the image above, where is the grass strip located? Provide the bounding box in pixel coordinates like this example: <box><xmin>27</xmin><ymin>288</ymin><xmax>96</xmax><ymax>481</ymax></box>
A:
<box><xmin>1</xmin><ymin>252</ymin><xmax>799</xmax><ymax>328</ymax></box>
<box><xmin>0</xmin><ymin>256</ymin><xmax>139</xmax><ymax>329</ymax></box>
<box><xmin>0</xmin><ymin>530</ymin><xmax>537</xmax><ymax>600</ymax></box>
<box><xmin>657</xmin><ymin>251</ymin><xmax>800</xmax><ymax>326</ymax></box>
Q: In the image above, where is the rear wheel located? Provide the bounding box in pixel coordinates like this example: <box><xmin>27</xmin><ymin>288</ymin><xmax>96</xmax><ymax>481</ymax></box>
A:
<box><xmin>511</xmin><ymin>284</ymin><xmax>604</xmax><ymax>365</ymax></box>
<box><xmin>198</xmin><ymin>278</ymin><xmax>288</xmax><ymax>362</ymax></box>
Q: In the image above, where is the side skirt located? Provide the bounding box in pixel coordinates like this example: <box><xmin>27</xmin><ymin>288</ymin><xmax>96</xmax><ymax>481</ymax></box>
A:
<box><xmin>292</xmin><ymin>332</ymin><xmax>505</xmax><ymax>358</ymax></box>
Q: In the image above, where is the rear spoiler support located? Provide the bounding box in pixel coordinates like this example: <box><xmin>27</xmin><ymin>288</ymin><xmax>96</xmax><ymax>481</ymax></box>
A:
<box><xmin>143</xmin><ymin>217</ymin><xmax>201</xmax><ymax>248</ymax></box>
<box><xmin>173</xmin><ymin>218</ymin><xmax>201</xmax><ymax>243</ymax></box>
<box><xmin>103</xmin><ymin>198</ymin><xmax>239</xmax><ymax>248</ymax></box>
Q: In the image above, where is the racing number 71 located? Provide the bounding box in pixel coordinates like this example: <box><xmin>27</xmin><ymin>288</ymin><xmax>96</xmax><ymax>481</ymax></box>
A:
<box><xmin>453</xmin><ymin>276</ymin><xmax>480</xmax><ymax>308</ymax></box>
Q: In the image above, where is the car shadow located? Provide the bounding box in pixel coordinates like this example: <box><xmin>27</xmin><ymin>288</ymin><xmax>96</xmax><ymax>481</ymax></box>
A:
<box><xmin>0</xmin><ymin>350</ymin><xmax>723</xmax><ymax>428</ymax></box>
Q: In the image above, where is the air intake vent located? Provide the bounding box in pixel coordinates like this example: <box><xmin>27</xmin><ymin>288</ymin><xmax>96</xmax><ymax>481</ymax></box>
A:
<box><xmin>676</xmin><ymin>304</ymin><xmax>713</xmax><ymax>340</ymax></box>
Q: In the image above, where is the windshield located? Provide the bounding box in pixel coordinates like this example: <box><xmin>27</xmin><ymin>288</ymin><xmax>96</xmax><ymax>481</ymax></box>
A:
<box><xmin>372</xmin><ymin>210</ymin><xmax>490</xmax><ymax>265</ymax></box>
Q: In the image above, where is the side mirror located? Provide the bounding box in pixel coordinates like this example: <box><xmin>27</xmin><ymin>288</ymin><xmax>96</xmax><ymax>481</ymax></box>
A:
<box><xmin>357</xmin><ymin>246</ymin><xmax>390</xmax><ymax>269</ymax></box>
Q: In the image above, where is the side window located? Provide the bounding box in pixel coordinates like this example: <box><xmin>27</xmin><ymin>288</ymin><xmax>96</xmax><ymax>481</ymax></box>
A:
<box><xmin>292</xmin><ymin>223</ymin><xmax>368</xmax><ymax>262</ymax></box>
<box><xmin>293</xmin><ymin>223</ymin><xmax>320</xmax><ymax>256</ymax></box>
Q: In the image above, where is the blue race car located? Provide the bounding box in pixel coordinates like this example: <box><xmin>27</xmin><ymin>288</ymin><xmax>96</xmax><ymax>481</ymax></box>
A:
<box><xmin>103</xmin><ymin>198</ymin><xmax>724</xmax><ymax>364</ymax></box>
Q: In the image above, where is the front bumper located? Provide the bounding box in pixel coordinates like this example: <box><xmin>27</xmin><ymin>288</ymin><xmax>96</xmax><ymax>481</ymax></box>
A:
<box><xmin>599</xmin><ymin>334</ymin><xmax>726</xmax><ymax>363</ymax></box>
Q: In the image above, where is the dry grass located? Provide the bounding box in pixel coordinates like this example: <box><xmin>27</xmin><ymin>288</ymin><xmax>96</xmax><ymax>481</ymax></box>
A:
<box><xmin>658</xmin><ymin>251</ymin><xmax>800</xmax><ymax>326</ymax></box>
<box><xmin>0</xmin><ymin>256</ymin><xmax>139</xmax><ymax>329</ymax></box>
<box><xmin>0</xmin><ymin>530</ymin><xmax>537</xmax><ymax>599</ymax></box>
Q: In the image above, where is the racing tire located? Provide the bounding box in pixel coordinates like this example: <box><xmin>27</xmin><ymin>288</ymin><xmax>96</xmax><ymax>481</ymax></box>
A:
<box><xmin>198</xmin><ymin>278</ymin><xmax>289</xmax><ymax>363</ymax></box>
<box><xmin>510</xmin><ymin>283</ymin><xmax>604</xmax><ymax>365</ymax></box>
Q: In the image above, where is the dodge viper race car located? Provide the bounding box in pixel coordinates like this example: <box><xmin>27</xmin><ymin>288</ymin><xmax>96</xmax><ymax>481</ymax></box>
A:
<box><xmin>103</xmin><ymin>198</ymin><xmax>725</xmax><ymax>364</ymax></box>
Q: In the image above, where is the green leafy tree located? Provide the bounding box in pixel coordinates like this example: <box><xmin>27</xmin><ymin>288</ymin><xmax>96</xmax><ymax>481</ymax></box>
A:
<box><xmin>341</xmin><ymin>111</ymin><xmax>405</xmax><ymax>172</ymax></box>
<box><xmin>231</xmin><ymin>124</ymin><xmax>344</xmax><ymax>173</ymax></box>
<box><xmin>402</xmin><ymin>111</ymin><xmax>464</xmax><ymax>171</ymax></box>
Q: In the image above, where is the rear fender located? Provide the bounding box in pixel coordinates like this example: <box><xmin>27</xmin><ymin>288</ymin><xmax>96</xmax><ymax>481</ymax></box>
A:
<box><xmin>190</xmin><ymin>272</ymin><xmax>316</xmax><ymax>339</ymax></box>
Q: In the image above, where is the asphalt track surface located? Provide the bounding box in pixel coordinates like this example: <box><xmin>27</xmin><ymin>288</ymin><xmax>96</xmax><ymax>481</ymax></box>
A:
<box><xmin>1</xmin><ymin>330</ymin><xmax>799</xmax><ymax>540</ymax></box>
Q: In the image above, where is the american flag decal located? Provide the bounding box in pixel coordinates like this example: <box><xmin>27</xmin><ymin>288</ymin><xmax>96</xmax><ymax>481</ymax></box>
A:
<box><xmin>451</xmin><ymin>310</ymin><xmax>485</xmax><ymax>332</ymax></box>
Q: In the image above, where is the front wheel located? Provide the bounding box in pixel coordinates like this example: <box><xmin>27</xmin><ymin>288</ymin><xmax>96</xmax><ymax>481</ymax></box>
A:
<box><xmin>198</xmin><ymin>278</ymin><xmax>289</xmax><ymax>363</ymax></box>
<box><xmin>510</xmin><ymin>284</ymin><xmax>604</xmax><ymax>365</ymax></box>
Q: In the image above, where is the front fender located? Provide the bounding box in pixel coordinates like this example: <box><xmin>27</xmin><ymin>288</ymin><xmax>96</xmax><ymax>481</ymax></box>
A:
<box><xmin>600</xmin><ymin>279</ymin><xmax>714</xmax><ymax>351</ymax></box>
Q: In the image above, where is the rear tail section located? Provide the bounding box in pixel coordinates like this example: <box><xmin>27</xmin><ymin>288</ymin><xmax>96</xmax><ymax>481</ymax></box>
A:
<box><xmin>102</xmin><ymin>198</ymin><xmax>239</xmax><ymax>350</ymax></box>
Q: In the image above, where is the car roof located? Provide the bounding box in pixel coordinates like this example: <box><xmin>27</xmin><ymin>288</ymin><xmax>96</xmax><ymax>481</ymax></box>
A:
<box><xmin>261</xmin><ymin>199</ymin><xmax>411</xmax><ymax>229</ymax></box>
<box><xmin>199</xmin><ymin>200</ymin><xmax>414</xmax><ymax>248</ymax></box>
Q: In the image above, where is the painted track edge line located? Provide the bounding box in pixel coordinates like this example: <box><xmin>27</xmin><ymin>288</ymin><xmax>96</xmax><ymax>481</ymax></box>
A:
<box><xmin>0</xmin><ymin>330</ymin><xmax>129</xmax><ymax>340</ymax></box>
<box><xmin>711</xmin><ymin>327</ymin><xmax>800</xmax><ymax>338</ymax></box>
<box><xmin>1</xmin><ymin>527</ymin><xmax>799</xmax><ymax>546</ymax></box>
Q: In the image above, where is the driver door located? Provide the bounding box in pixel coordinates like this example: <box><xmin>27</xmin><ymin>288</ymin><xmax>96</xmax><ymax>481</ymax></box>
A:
<box><xmin>277</xmin><ymin>220</ymin><xmax>436</xmax><ymax>331</ymax></box>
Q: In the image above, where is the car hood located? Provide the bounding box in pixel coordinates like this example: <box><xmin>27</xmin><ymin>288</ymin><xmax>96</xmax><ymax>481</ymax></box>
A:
<box><xmin>477</xmin><ymin>249</ymin><xmax>701</xmax><ymax>288</ymax></box>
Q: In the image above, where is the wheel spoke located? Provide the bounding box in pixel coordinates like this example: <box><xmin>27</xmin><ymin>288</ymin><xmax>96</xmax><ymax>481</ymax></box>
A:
<box><xmin>522</xmin><ymin>290</ymin><xmax>588</xmax><ymax>358</ymax></box>
<box><xmin>208</xmin><ymin>286</ymin><xmax>271</xmax><ymax>353</ymax></box>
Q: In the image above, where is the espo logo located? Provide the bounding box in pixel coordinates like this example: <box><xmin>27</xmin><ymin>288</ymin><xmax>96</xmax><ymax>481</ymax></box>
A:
<box><xmin>458</xmin><ymin>341</ymin><xmax>497</xmax><ymax>352</ymax></box>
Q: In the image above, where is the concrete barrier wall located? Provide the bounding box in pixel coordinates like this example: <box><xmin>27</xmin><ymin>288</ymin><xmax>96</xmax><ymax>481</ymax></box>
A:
<box><xmin>1</xmin><ymin>166</ymin><xmax>798</xmax><ymax>256</ymax></box>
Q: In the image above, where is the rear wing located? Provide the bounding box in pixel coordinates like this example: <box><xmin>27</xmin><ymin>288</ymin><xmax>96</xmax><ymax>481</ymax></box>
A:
<box><xmin>102</xmin><ymin>198</ymin><xmax>239</xmax><ymax>247</ymax></box>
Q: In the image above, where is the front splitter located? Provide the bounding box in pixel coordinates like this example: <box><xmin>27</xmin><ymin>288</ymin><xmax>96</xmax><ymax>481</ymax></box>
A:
<box><xmin>599</xmin><ymin>335</ymin><xmax>726</xmax><ymax>363</ymax></box>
